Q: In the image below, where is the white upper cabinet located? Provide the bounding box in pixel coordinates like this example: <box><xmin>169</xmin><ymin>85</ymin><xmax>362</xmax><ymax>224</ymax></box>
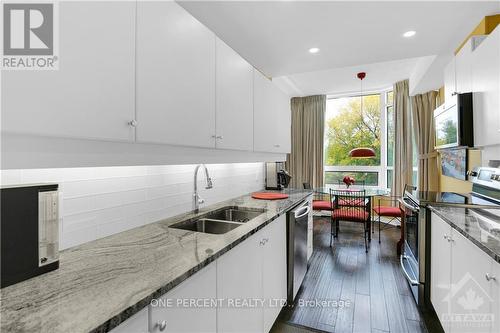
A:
<box><xmin>455</xmin><ymin>42</ymin><xmax>473</xmax><ymax>94</ymax></box>
<box><xmin>472</xmin><ymin>26</ymin><xmax>500</xmax><ymax>147</ymax></box>
<box><xmin>456</xmin><ymin>36</ymin><xmax>487</xmax><ymax>94</ymax></box>
<box><xmin>254</xmin><ymin>70</ymin><xmax>291</xmax><ymax>154</ymax></box>
<box><xmin>1</xmin><ymin>1</ymin><xmax>136</xmax><ymax>141</ymax></box>
<box><xmin>443</xmin><ymin>58</ymin><xmax>456</xmax><ymax>108</ymax></box>
<box><xmin>274</xmin><ymin>87</ymin><xmax>292</xmax><ymax>154</ymax></box>
<box><xmin>136</xmin><ymin>1</ymin><xmax>216</xmax><ymax>148</ymax></box>
<box><xmin>215</xmin><ymin>38</ymin><xmax>254</xmax><ymax>151</ymax></box>
<box><xmin>253</xmin><ymin>70</ymin><xmax>276</xmax><ymax>153</ymax></box>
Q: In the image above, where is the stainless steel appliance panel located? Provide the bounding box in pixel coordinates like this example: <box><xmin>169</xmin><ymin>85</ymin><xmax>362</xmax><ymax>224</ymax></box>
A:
<box><xmin>287</xmin><ymin>200</ymin><xmax>310</xmax><ymax>302</ymax></box>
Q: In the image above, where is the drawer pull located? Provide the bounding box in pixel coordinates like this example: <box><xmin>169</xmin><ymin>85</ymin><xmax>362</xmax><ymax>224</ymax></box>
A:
<box><xmin>485</xmin><ymin>273</ymin><xmax>497</xmax><ymax>282</ymax></box>
<box><xmin>157</xmin><ymin>320</ymin><xmax>167</xmax><ymax>331</ymax></box>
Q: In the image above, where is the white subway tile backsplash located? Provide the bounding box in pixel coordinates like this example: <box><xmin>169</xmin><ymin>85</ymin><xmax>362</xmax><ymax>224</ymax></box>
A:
<box><xmin>2</xmin><ymin>163</ymin><xmax>265</xmax><ymax>249</ymax></box>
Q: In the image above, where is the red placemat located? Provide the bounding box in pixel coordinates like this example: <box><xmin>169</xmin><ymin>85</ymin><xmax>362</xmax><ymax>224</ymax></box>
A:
<box><xmin>251</xmin><ymin>192</ymin><xmax>289</xmax><ymax>200</ymax></box>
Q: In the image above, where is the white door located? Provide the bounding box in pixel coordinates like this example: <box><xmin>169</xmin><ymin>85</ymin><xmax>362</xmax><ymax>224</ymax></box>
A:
<box><xmin>217</xmin><ymin>232</ymin><xmax>263</xmax><ymax>332</ymax></box>
<box><xmin>149</xmin><ymin>263</ymin><xmax>217</xmax><ymax>333</ymax></box>
<box><xmin>1</xmin><ymin>1</ymin><xmax>136</xmax><ymax>141</ymax></box>
<box><xmin>444</xmin><ymin>58</ymin><xmax>457</xmax><ymax>108</ymax></box>
<box><xmin>215</xmin><ymin>38</ymin><xmax>254</xmax><ymax>151</ymax></box>
<box><xmin>450</xmin><ymin>230</ymin><xmax>495</xmax><ymax>333</ymax></box>
<box><xmin>472</xmin><ymin>26</ymin><xmax>500</xmax><ymax>147</ymax></box>
<box><xmin>430</xmin><ymin>212</ymin><xmax>452</xmax><ymax>332</ymax></box>
<box><xmin>262</xmin><ymin>215</ymin><xmax>287</xmax><ymax>332</ymax></box>
<box><xmin>136</xmin><ymin>1</ymin><xmax>216</xmax><ymax>148</ymax></box>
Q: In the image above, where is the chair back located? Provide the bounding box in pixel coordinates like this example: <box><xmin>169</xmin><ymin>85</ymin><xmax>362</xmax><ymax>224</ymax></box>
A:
<box><xmin>330</xmin><ymin>188</ymin><xmax>368</xmax><ymax>221</ymax></box>
<box><xmin>303</xmin><ymin>182</ymin><xmax>312</xmax><ymax>190</ymax></box>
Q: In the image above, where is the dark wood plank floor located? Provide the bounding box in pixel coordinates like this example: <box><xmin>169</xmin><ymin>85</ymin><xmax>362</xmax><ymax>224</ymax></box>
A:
<box><xmin>274</xmin><ymin>217</ymin><xmax>430</xmax><ymax>333</ymax></box>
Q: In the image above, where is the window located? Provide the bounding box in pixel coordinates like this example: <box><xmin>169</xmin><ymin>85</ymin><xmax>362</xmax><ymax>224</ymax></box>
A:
<box><xmin>324</xmin><ymin>89</ymin><xmax>415</xmax><ymax>190</ymax></box>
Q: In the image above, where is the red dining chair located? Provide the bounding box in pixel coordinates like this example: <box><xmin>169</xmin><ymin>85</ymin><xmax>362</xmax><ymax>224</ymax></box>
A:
<box><xmin>374</xmin><ymin>184</ymin><xmax>416</xmax><ymax>243</ymax></box>
<box><xmin>336</xmin><ymin>180</ymin><xmax>367</xmax><ymax>207</ymax></box>
<box><xmin>303</xmin><ymin>182</ymin><xmax>333</xmax><ymax>212</ymax></box>
<box><xmin>330</xmin><ymin>189</ymin><xmax>370</xmax><ymax>252</ymax></box>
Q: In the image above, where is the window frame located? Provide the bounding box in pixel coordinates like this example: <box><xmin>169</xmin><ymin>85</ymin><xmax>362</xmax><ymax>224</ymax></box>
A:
<box><xmin>324</xmin><ymin>87</ymin><xmax>393</xmax><ymax>189</ymax></box>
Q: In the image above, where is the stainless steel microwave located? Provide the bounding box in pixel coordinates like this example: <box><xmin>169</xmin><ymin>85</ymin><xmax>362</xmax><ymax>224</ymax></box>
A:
<box><xmin>1</xmin><ymin>184</ymin><xmax>59</xmax><ymax>288</ymax></box>
<box><xmin>434</xmin><ymin>92</ymin><xmax>474</xmax><ymax>149</ymax></box>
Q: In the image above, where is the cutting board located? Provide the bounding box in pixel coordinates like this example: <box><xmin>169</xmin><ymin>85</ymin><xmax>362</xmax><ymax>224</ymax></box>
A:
<box><xmin>251</xmin><ymin>192</ymin><xmax>289</xmax><ymax>200</ymax></box>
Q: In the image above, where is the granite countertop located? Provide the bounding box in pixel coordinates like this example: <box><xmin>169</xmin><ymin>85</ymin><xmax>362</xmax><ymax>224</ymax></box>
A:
<box><xmin>0</xmin><ymin>189</ymin><xmax>312</xmax><ymax>333</ymax></box>
<box><xmin>429</xmin><ymin>205</ymin><xmax>500</xmax><ymax>264</ymax></box>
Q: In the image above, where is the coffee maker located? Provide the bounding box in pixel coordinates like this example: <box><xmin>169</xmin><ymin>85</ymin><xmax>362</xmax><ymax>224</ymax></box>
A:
<box><xmin>265</xmin><ymin>162</ymin><xmax>291</xmax><ymax>190</ymax></box>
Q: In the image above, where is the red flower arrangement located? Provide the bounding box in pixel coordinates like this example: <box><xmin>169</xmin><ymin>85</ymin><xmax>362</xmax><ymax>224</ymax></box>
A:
<box><xmin>342</xmin><ymin>176</ymin><xmax>355</xmax><ymax>188</ymax></box>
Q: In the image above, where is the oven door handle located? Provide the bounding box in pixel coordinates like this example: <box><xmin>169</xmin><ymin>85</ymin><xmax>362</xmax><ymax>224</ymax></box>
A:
<box><xmin>400</xmin><ymin>198</ymin><xmax>419</xmax><ymax>212</ymax></box>
<box><xmin>400</xmin><ymin>255</ymin><xmax>420</xmax><ymax>286</ymax></box>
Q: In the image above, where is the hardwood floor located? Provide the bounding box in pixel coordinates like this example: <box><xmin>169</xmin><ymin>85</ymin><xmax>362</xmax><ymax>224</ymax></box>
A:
<box><xmin>273</xmin><ymin>217</ymin><xmax>431</xmax><ymax>333</ymax></box>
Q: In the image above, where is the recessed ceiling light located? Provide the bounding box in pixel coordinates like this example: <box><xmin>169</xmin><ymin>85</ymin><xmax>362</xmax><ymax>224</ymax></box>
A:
<box><xmin>403</xmin><ymin>30</ymin><xmax>416</xmax><ymax>38</ymax></box>
<box><xmin>308</xmin><ymin>47</ymin><xmax>320</xmax><ymax>54</ymax></box>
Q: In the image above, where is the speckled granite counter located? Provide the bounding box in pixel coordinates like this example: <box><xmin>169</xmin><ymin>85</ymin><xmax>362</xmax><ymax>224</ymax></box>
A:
<box><xmin>0</xmin><ymin>189</ymin><xmax>312</xmax><ymax>333</ymax></box>
<box><xmin>429</xmin><ymin>205</ymin><xmax>500</xmax><ymax>264</ymax></box>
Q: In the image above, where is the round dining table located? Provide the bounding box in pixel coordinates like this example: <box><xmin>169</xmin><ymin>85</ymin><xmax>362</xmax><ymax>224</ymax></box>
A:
<box><xmin>313</xmin><ymin>185</ymin><xmax>390</xmax><ymax>242</ymax></box>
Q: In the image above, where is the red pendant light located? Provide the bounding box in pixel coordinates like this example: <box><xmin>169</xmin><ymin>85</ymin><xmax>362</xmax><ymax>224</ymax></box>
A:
<box><xmin>349</xmin><ymin>147</ymin><xmax>376</xmax><ymax>158</ymax></box>
<box><xmin>349</xmin><ymin>72</ymin><xmax>376</xmax><ymax>159</ymax></box>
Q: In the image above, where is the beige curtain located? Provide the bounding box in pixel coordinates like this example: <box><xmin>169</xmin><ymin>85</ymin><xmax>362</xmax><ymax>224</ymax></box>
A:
<box><xmin>411</xmin><ymin>91</ymin><xmax>439</xmax><ymax>191</ymax></box>
<box><xmin>286</xmin><ymin>95</ymin><xmax>326</xmax><ymax>188</ymax></box>
<box><xmin>392</xmin><ymin>80</ymin><xmax>413</xmax><ymax>197</ymax></box>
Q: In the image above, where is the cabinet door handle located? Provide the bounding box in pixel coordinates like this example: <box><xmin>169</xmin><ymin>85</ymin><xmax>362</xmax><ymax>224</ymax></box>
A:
<box><xmin>157</xmin><ymin>320</ymin><xmax>167</xmax><ymax>331</ymax></box>
<box><xmin>128</xmin><ymin>120</ymin><xmax>138</xmax><ymax>127</ymax></box>
<box><xmin>486</xmin><ymin>273</ymin><xmax>497</xmax><ymax>281</ymax></box>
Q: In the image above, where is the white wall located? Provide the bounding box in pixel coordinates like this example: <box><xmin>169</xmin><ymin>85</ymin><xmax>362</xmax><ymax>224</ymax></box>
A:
<box><xmin>482</xmin><ymin>145</ymin><xmax>500</xmax><ymax>166</ymax></box>
<box><xmin>0</xmin><ymin>163</ymin><xmax>265</xmax><ymax>250</ymax></box>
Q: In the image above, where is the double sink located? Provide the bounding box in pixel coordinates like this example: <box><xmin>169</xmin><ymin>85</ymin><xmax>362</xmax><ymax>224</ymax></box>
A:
<box><xmin>169</xmin><ymin>206</ymin><xmax>267</xmax><ymax>235</ymax></box>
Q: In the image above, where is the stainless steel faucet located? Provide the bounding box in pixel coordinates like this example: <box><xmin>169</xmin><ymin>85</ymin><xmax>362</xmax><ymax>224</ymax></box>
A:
<box><xmin>193</xmin><ymin>164</ymin><xmax>213</xmax><ymax>213</ymax></box>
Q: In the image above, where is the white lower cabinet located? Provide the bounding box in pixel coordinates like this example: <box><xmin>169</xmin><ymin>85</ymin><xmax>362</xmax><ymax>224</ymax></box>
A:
<box><xmin>217</xmin><ymin>215</ymin><xmax>287</xmax><ymax>332</ymax></box>
<box><xmin>149</xmin><ymin>262</ymin><xmax>217</xmax><ymax>333</ymax></box>
<box><xmin>100</xmin><ymin>216</ymin><xmax>288</xmax><ymax>333</ymax></box>
<box><xmin>109</xmin><ymin>307</ymin><xmax>149</xmax><ymax>333</ymax></box>
<box><xmin>431</xmin><ymin>212</ymin><xmax>452</xmax><ymax>332</ymax></box>
<box><xmin>262</xmin><ymin>216</ymin><xmax>288</xmax><ymax>332</ymax></box>
<box><xmin>431</xmin><ymin>212</ymin><xmax>499</xmax><ymax>333</ymax></box>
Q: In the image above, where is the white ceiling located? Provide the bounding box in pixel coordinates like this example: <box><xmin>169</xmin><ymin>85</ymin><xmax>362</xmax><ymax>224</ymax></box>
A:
<box><xmin>179</xmin><ymin>1</ymin><xmax>500</xmax><ymax>95</ymax></box>
<box><xmin>273</xmin><ymin>56</ymin><xmax>427</xmax><ymax>96</ymax></box>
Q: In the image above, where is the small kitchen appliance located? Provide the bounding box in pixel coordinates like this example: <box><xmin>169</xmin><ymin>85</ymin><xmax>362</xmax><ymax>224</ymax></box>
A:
<box><xmin>265</xmin><ymin>162</ymin><xmax>291</xmax><ymax>190</ymax></box>
<box><xmin>433</xmin><ymin>92</ymin><xmax>473</xmax><ymax>149</ymax></box>
<box><xmin>1</xmin><ymin>184</ymin><xmax>59</xmax><ymax>288</ymax></box>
